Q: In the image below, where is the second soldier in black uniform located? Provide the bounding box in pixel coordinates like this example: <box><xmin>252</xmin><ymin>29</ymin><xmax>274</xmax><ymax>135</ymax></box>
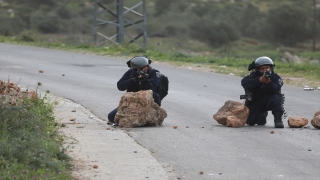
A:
<box><xmin>241</xmin><ymin>56</ymin><xmax>285</xmax><ymax>128</ymax></box>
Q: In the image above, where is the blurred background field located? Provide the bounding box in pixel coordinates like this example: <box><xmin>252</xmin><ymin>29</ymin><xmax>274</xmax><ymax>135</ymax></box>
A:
<box><xmin>1</xmin><ymin>0</ymin><xmax>320</xmax><ymax>87</ymax></box>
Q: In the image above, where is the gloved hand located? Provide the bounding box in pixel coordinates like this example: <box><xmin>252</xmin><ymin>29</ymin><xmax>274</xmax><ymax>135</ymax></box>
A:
<box><xmin>259</xmin><ymin>76</ymin><xmax>270</xmax><ymax>83</ymax></box>
<box><xmin>130</xmin><ymin>71</ymin><xmax>139</xmax><ymax>83</ymax></box>
<box><xmin>131</xmin><ymin>76</ymin><xmax>139</xmax><ymax>83</ymax></box>
<box><xmin>138</xmin><ymin>76</ymin><xmax>147</xmax><ymax>83</ymax></box>
<box><xmin>138</xmin><ymin>71</ymin><xmax>149</xmax><ymax>83</ymax></box>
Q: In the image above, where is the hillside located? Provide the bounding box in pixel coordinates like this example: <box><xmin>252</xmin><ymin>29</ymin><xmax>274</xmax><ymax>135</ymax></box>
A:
<box><xmin>0</xmin><ymin>0</ymin><xmax>318</xmax><ymax>50</ymax></box>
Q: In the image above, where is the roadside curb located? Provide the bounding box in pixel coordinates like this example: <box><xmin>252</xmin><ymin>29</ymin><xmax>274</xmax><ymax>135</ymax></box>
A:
<box><xmin>53</xmin><ymin>96</ymin><xmax>169</xmax><ymax>180</ymax></box>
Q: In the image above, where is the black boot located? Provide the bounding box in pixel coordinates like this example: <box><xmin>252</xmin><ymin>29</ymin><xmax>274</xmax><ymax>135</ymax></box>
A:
<box><xmin>273</xmin><ymin>112</ymin><xmax>284</xmax><ymax>128</ymax></box>
<box><xmin>247</xmin><ymin>121</ymin><xmax>255</xmax><ymax>126</ymax></box>
<box><xmin>257</xmin><ymin>112</ymin><xmax>268</xmax><ymax>125</ymax></box>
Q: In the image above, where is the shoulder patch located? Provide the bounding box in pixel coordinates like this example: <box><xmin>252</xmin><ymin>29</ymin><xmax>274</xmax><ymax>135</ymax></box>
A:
<box><xmin>156</xmin><ymin>71</ymin><xmax>161</xmax><ymax>78</ymax></box>
<box><xmin>278</xmin><ymin>78</ymin><xmax>283</xmax><ymax>86</ymax></box>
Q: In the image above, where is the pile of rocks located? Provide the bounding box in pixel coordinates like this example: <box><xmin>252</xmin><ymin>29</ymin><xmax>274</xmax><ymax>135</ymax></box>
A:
<box><xmin>0</xmin><ymin>80</ymin><xmax>36</xmax><ymax>105</ymax></box>
<box><xmin>287</xmin><ymin>112</ymin><xmax>320</xmax><ymax>129</ymax></box>
<box><xmin>214</xmin><ymin>100</ymin><xmax>320</xmax><ymax>129</ymax></box>
<box><xmin>0</xmin><ymin>80</ymin><xmax>21</xmax><ymax>95</ymax></box>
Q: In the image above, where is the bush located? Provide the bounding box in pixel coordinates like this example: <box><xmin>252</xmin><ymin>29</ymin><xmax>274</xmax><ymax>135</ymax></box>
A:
<box><xmin>265</xmin><ymin>4</ymin><xmax>311</xmax><ymax>46</ymax></box>
<box><xmin>31</xmin><ymin>12</ymin><xmax>60</xmax><ymax>33</ymax></box>
<box><xmin>154</xmin><ymin>0</ymin><xmax>173</xmax><ymax>16</ymax></box>
<box><xmin>18</xmin><ymin>31</ymin><xmax>37</xmax><ymax>42</ymax></box>
<box><xmin>238</xmin><ymin>3</ymin><xmax>264</xmax><ymax>38</ymax></box>
<box><xmin>57</xmin><ymin>5</ymin><xmax>72</xmax><ymax>20</ymax></box>
<box><xmin>0</xmin><ymin>92</ymin><xmax>71</xmax><ymax>179</ymax></box>
<box><xmin>0</xmin><ymin>16</ymin><xmax>25</xmax><ymax>36</ymax></box>
<box><xmin>189</xmin><ymin>18</ymin><xmax>239</xmax><ymax>48</ymax></box>
<box><xmin>99</xmin><ymin>0</ymin><xmax>116</xmax><ymax>5</ymax></box>
<box><xmin>37</xmin><ymin>16</ymin><xmax>60</xmax><ymax>33</ymax></box>
<box><xmin>191</xmin><ymin>3</ymin><xmax>213</xmax><ymax>18</ymax></box>
<box><xmin>25</xmin><ymin>0</ymin><xmax>56</xmax><ymax>7</ymax></box>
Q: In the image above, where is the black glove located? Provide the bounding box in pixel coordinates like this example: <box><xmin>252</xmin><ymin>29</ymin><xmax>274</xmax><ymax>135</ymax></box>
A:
<box><xmin>138</xmin><ymin>76</ymin><xmax>147</xmax><ymax>83</ymax></box>
<box><xmin>137</xmin><ymin>71</ymin><xmax>149</xmax><ymax>83</ymax></box>
<box><xmin>131</xmin><ymin>76</ymin><xmax>139</xmax><ymax>83</ymax></box>
<box><xmin>130</xmin><ymin>71</ymin><xmax>139</xmax><ymax>83</ymax></box>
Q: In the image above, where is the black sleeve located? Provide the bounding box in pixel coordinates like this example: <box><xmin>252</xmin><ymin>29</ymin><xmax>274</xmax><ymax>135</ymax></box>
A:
<box><xmin>261</xmin><ymin>74</ymin><xmax>283</xmax><ymax>94</ymax></box>
<box><xmin>117</xmin><ymin>69</ymin><xmax>136</xmax><ymax>91</ymax></box>
<box><xmin>241</xmin><ymin>74</ymin><xmax>261</xmax><ymax>90</ymax></box>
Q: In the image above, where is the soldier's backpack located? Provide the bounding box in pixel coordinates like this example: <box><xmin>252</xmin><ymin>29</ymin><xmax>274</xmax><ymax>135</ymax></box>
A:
<box><xmin>155</xmin><ymin>73</ymin><xmax>169</xmax><ymax>100</ymax></box>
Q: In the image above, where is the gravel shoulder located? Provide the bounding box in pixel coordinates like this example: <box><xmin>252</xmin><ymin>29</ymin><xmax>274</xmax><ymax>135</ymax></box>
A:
<box><xmin>53</xmin><ymin>95</ymin><xmax>171</xmax><ymax>180</ymax></box>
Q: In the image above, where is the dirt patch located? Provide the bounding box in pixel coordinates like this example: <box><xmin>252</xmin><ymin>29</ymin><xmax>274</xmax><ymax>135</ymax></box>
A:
<box><xmin>282</xmin><ymin>77</ymin><xmax>320</xmax><ymax>87</ymax></box>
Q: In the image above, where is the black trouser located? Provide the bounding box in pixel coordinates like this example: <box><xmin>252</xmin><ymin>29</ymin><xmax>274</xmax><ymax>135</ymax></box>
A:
<box><xmin>245</xmin><ymin>94</ymin><xmax>283</xmax><ymax>125</ymax></box>
<box><xmin>108</xmin><ymin>108</ymin><xmax>118</xmax><ymax>123</ymax></box>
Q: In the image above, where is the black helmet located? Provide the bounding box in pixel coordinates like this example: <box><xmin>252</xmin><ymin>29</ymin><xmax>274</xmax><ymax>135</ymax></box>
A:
<box><xmin>130</xmin><ymin>56</ymin><xmax>150</xmax><ymax>69</ymax></box>
<box><xmin>254</xmin><ymin>56</ymin><xmax>275</xmax><ymax>68</ymax></box>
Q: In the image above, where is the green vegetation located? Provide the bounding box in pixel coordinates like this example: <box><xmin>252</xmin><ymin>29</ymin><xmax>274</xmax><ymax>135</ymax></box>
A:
<box><xmin>0</xmin><ymin>87</ymin><xmax>71</xmax><ymax>179</ymax></box>
<box><xmin>1</xmin><ymin>0</ymin><xmax>319</xmax><ymax>47</ymax></box>
<box><xmin>0</xmin><ymin>0</ymin><xmax>319</xmax><ymax>87</ymax></box>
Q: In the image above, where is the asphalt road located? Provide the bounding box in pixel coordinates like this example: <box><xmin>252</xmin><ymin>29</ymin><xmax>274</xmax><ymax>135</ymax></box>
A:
<box><xmin>1</xmin><ymin>43</ymin><xmax>320</xmax><ymax>180</ymax></box>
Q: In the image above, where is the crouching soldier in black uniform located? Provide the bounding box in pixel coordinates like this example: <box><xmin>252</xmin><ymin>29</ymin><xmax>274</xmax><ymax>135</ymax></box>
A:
<box><xmin>241</xmin><ymin>56</ymin><xmax>285</xmax><ymax>128</ymax></box>
<box><xmin>107</xmin><ymin>56</ymin><xmax>161</xmax><ymax>126</ymax></box>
